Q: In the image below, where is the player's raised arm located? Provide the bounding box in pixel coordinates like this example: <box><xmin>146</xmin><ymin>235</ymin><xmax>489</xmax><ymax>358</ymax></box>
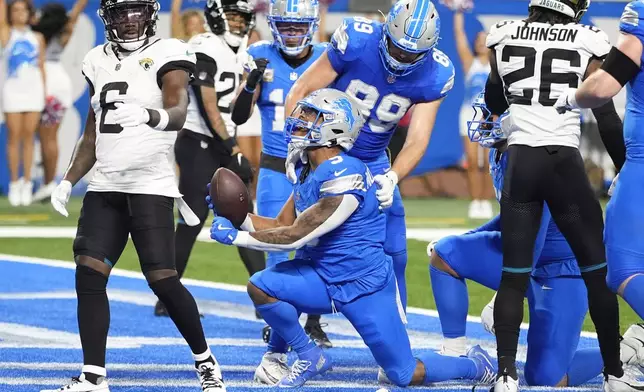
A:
<box><xmin>231</xmin><ymin>56</ymin><xmax>267</xmax><ymax>125</ymax></box>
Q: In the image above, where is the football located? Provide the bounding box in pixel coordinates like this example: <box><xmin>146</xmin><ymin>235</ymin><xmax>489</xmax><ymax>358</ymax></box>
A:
<box><xmin>209</xmin><ymin>167</ymin><xmax>250</xmax><ymax>228</ymax></box>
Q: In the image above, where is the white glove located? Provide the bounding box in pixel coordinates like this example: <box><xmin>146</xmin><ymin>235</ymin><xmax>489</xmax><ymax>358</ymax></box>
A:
<box><xmin>554</xmin><ymin>88</ymin><xmax>579</xmax><ymax>114</ymax></box>
<box><xmin>480</xmin><ymin>293</ymin><xmax>497</xmax><ymax>335</ymax></box>
<box><xmin>608</xmin><ymin>173</ymin><xmax>619</xmax><ymax>197</ymax></box>
<box><xmin>374</xmin><ymin>171</ymin><xmax>398</xmax><ymax>210</ymax></box>
<box><xmin>113</xmin><ymin>102</ymin><xmax>150</xmax><ymax>128</ymax></box>
<box><xmin>285</xmin><ymin>144</ymin><xmax>308</xmax><ymax>184</ymax></box>
<box><xmin>51</xmin><ymin>180</ymin><xmax>72</xmax><ymax>217</ymax></box>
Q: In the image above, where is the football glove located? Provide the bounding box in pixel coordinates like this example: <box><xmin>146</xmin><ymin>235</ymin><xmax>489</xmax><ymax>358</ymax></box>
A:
<box><xmin>246</xmin><ymin>58</ymin><xmax>269</xmax><ymax>90</ymax></box>
<box><xmin>113</xmin><ymin>102</ymin><xmax>150</xmax><ymax>128</ymax></box>
<box><xmin>286</xmin><ymin>144</ymin><xmax>308</xmax><ymax>184</ymax></box>
<box><xmin>51</xmin><ymin>180</ymin><xmax>72</xmax><ymax>217</ymax></box>
<box><xmin>554</xmin><ymin>88</ymin><xmax>579</xmax><ymax>114</ymax></box>
<box><xmin>374</xmin><ymin>171</ymin><xmax>398</xmax><ymax>210</ymax></box>
<box><xmin>210</xmin><ymin>216</ymin><xmax>239</xmax><ymax>245</ymax></box>
<box><xmin>480</xmin><ymin>293</ymin><xmax>496</xmax><ymax>335</ymax></box>
<box><xmin>227</xmin><ymin>152</ymin><xmax>253</xmax><ymax>183</ymax></box>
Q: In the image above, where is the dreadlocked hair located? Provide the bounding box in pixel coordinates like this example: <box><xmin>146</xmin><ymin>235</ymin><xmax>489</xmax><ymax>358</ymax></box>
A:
<box><xmin>524</xmin><ymin>7</ymin><xmax>574</xmax><ymax>25</ymax></box>
<box><xmin>32</xmin><ymin>2</ymin><xmax>69</xmax><ymax>45</ymax></box>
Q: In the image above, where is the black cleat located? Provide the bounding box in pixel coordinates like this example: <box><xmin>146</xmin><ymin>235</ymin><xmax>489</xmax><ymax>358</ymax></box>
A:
<box><xmin>305</xmin><ymin>321</ymin><xmax>333</xmax><ymax>348</ymax></box>
<box><xmin>262</xmin><ymin>325</ymin><xmax>271</xmax><ymax>343</ymax></box>
<box><xmin>154</xmin><ymin>300</ymin><xmax>169</xmax><ymax>317</ymax></box>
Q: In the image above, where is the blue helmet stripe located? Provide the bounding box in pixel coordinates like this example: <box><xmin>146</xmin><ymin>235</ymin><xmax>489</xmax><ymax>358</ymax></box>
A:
<box><xmin>407</xmin><ymin>0</ymin><xmax>429</xmax><ymax>40</ymax></box>
<box><xmin>287</xmin><ymin>0</ymin><xmax>298</xmax><ymax>13</ymax></box>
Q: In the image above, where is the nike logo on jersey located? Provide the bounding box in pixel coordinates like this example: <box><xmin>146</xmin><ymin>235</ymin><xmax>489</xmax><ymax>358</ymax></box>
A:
<box><xmin>218</xmin><ymin>224</ymin><xmax>233</xmax><ymax>231</ymax></box>
<box><xmin>542</xmin><ymin>285</ymin><xmax>553</xmax><ymax>290</ymax></box>
<box><xmin>334</xmin><ymin>169</ymin><xmax>348</xmax><ymax>177</ymax></box>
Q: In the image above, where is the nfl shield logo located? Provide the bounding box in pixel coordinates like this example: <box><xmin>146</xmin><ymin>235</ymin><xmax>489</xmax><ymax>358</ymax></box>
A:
<box><xmin>387</xmin><ymin>74</ymin><xmax>396</xmax><ymax>84</ymax></box>
<box><xmin>115</xmin><ymin>63</ymin><xmax>121</xmax><ymax>71</ymax></box>
<box><xmin>290</xmin><ymin>72</ymin><xmax>298</xmax><ymax>81</ymax></box>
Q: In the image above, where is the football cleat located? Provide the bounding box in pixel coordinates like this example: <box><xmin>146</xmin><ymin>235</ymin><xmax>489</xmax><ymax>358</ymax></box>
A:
<box><xmin>196</xmin><ymin>358</ymin><xmax>226</xmax><ymax>391</ymax></box>
<box><xmin>40</xmin><ymin>373</ymin><xmax>109</xmax><ymax>392</ymax></box>
<box><xmin>253</xmin><ymin>352</ymin><xmax>289</xmax><ymax>385</ymax></box>
<box><xmin>603</xmin><ymin>372</ymin><xmax>644</xmax><ymax>392</ymax></box>
<box><xmin>622</xmin><ymin>324</ymin><xmax>644</xmax><ymax>371</ymax></box>
<box><xmin>262</xmin><ymin>325</ymin><xmax>271</xmax><ymax>343</ymax></box>
<box><xmin>305</xmin><ymin>321</ymin><xmax>333</xmax><ymax>348</ymax></box>
<box><xmin>493</xmin><ymin>371</ymin><xmax>519</xmax><ymax>392</ymax></box>
<box><xmin>467</xmin><ymin>345</ymin><xmax>498</xmax><ymax>385</ymax></box>
<box><xmin>278</xmin><ymin>346</ymin><xmax>332</xmax><ymax>387</ymax></box>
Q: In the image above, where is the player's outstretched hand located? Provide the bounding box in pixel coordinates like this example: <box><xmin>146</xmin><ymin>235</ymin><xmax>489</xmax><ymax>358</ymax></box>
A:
<box><xmin>374</xmin><ymin>171</ymin><xmax>398</xmax><ymax>210</ymax></box>
<box><xmin>113</xmin><ymin>102</ymin><xmax>150</xmax><ymax>128</ymax></box>
<box><xmin>554</xmin><ymin>88</ymin><xmax>578</xmax><ymax>114</ymax></box>
<box><xmin>608</xmin><ymin>173</ymin><xmax>619</xmax><ymax>197</ymax></box>
<box><xmin>246</xmin><ymin>58</ymin><xmax>270</xmax><ymax>90</ymax></box>
<box><xmin>51</xmin><ymin>180</ymin><xmax>72</xmax><ymax>217</ymax></box>
<box><xmin>210</xmin><ymin>216</ymin><xmax>239</xmax><ymax>245</ymax></box>
<box><xmin>227</xmin><ymin>152</ymin><xmax>253</xmax><ymax>183</ymax></box>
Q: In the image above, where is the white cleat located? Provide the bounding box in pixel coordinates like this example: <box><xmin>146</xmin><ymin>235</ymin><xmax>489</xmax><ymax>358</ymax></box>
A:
<box><xmin>377</xmin><ymin>367</ymin><xmax>391</xmax><ymax>384</ymax></box>
<box><xmin>493</xmin><ymin>373</ymin><xmax>519</xmax><ymax>392</ymax></box>
<box><xmin>603</xmin><ymin>372</ymin><xmax>644</xmax><ymax>392</ymax></box>
<box><xmin>481</xmin><ymin>293</ymin><xmax>497</xmax><ymax>335</ymax></box>
<box><xmin>196</xmin><ymin>359</ymin><xmax>226</xmax><ymax>391</ymax></box>
<box><xmin>40</xmin><ymin>374</ymin><xmax>109</xmax><ymax>392</ymax></box>
<box><xmin>254</xmin><ymin>352</ymin><xmax>289</xmax><ymax>385</ymax></box>
<box><xmin>21</xmin><ymin>179</ymin><xmax>33</xmax><ymax>206</ymax></box>
<box><xmin>8</xmin><ymin>179</ymin><xmax>22</xmax><ymax>207</ymax></box>
<box><xmin>622</xmin><ymin>324</ymin><xmax>644</xmax><ymax>371</ymax></box>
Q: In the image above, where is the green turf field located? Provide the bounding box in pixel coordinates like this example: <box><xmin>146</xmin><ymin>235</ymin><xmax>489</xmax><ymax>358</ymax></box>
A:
<box><xmin>0</xmin><ymin>196</ymin><xmax>638</xmax><ymax>332</ymax></box>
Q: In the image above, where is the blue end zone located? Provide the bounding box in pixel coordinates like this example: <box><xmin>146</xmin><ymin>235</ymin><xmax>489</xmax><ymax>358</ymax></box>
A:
<box><xmin>0</xmin><ymin>256</ymin><xmax>607</xmax><ymax>391</ymax></box>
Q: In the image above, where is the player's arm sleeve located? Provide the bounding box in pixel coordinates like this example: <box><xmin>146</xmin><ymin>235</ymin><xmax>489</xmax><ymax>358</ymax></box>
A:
<box><xmin>191</xmin><ymin>53</ymin><xmax>217</xmax><ymax>87</ymax></box>
<box><xmin>327</xmin><ymin>18</ymin><xmax>361</xmax><ymax>74</ymax></box>
<box><xmin>485</xmin><ymin>50</ymin><xmax>509</xmax><ymax>115</ymax></box>
<box><xmin>156</xmin><ymin>39</ymin><xmax>197</xmax><ymax>89</ymax></box>
<box><xmin>593</xmin><ymin>100</ymin><xmax>626</xmax><ymax>171</ymax></box>
<box><xmin>232</xmin><ymin>49</ymin><xmax>260</xmax><ymax>125</ymax></box>
<box><xmin>233</xmin><ymin>194</ymin><xmax>360</xmax><ymax>252</ymax></box>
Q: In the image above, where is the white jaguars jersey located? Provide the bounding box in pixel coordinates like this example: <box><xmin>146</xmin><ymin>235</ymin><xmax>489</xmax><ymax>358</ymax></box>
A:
<box><xmin>487</xmin><ymin>20</ymin><xmax>611</xmax><ymax>148</ymax></box>
<box><xmin>184</xmin><ymin>33</ymin><xmax>241</xmax><ymax>138</ymax></box>
<box><xmin>82</xmin><ymin>38</ymin><xmax>196</xmax><ymax>197</ymax></box>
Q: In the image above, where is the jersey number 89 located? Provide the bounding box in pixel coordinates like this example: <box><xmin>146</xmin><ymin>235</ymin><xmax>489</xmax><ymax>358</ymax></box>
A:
<box><xmin>346</xmin><ymin>80</ymin><xmax>412</xmax><ymax>134</ymax></box>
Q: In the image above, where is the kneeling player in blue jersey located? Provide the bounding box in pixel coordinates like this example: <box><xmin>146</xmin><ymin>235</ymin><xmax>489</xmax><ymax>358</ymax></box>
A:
<box><xmin>430</xmin><ymin>95</ymin><xmax>644</xmax><ymax>387</ymax></box>
<box><xmin>209</xmin><ymin>89</ymin><xmax>497</xmax><ymax>387</ymax></box>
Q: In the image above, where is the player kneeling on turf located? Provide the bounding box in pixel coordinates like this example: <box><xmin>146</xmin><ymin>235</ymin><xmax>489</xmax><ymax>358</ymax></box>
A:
<box><xmin>208</xmin><ymin>88</ymin><xmax>498</xmax><ymax>388</ymax></box>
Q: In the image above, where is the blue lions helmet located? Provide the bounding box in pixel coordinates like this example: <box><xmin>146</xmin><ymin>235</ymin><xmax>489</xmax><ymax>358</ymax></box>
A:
<box><xmin>467</xmin><ymin>91</ymin><xmax>511</xmax><ymax>148</ymax></box>
<box><xmin>379</xmin><ymin>0</ymin><xmax>441</xmax><ymax>77</ymax></box>
<box><xmin>284</xmin><ymin>88</ymin><xmax>365</xmax><ymax>152</ymax></box>
<box><xmin>267</xmin><ymin>0</ymin><xmax>319</xmax><ymax>56</ymax></box>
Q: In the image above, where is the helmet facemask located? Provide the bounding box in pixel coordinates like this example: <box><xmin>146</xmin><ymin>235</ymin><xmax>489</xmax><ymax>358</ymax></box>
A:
<box><xmin>99</xmin><ymin>0</ymin><xmax>159</xmax><ymax>51</ymax></box>
<box><xmin>269</xmin><ymin>19</ymin><xmax>317</xmax><ymax>56</ymax></box>
<box><xmin>467</xmin><ymin>92</ymin><xmax>510</xmax><ymax>148</ymax></box>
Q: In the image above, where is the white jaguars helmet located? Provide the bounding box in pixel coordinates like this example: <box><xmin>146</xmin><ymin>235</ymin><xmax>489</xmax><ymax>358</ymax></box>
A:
<box><xmin>380</xmin><ymin>0</ymin><xmax>441</xmax><ymax>77</ymax></box>
<box><xmin>267</xmin><ymin>0</ymin><xmax>319</xmax><ymax>56</ymax></box>
<box><xmin>528</xmin><ymin>0</ymin><xmax>590</xmax><ymax>22</ymax></box>
<box><xmin>284</xmin><ymin>88</ymin><xmax>365</xmax><ymax>152</ymax></box>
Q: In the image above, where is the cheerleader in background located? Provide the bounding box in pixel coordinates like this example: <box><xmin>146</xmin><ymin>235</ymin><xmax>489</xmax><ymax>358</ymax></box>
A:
<box><xmin>1</xmin><ymin>0</ymin><xmax>45</xmax><ymax>207</ymax></box>
<box><xmin>171</xmin><ymin>0</ymin><xmax>206</xmax><ymax>40</ymax></box>
<box><xmin>453</xmin><ymin>6</ymin><xmax>493</xmax><ymax>219</ymax></box>
<box><xmin>31</xmin><ymin>0</ymin><xmax>87</xmax><ymax>202</ymax></box>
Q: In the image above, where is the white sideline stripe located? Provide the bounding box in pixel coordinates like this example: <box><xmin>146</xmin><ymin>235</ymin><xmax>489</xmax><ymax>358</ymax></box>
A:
<box><xmin>0</xmin><ymin>253</ymin><xmax>599</xmax><ymax>339</ymax></box>
<box><xmin>0</xmin><ymin>362</ymin><xmax>376</xmax><ymax>373</ymax></box>
<box><xmin>0</xmin><ymin>377</ymin><xmax>603</xmax><ymax>391</ymax></box>
<box><xmin>0</xmin><ymin>226</ymin><xmax>463</xmax><ymax>242</ymax></box>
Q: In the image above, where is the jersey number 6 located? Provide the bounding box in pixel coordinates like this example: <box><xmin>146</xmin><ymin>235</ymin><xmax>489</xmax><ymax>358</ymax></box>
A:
<box><xmin>99</xmin><ymin>82</ymin><xmax>129</xmax><ymax>134</ymax></box>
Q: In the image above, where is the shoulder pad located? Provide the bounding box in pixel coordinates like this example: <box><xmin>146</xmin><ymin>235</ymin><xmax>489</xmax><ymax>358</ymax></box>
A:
<box><xmin>247</xmin><ymin>40</ymin><xmax>273</xmax><ymax>57</ymax></box>
<box><xmin>317</xmin><ymin>155</ymin><xmax>368</xmax><ymax>197</ymax></box>
<box><xmin>621</xmin><ymin>1</ymin><xmax>644</xmax><ymax>43</ymax></box>
<box><xmin>426</xmin><ymin>48</ymin><xmax>455</xmax><ymax>100</ymax></box>
<box><xmin>330</xmin><ymin>17</ymin><xmax>376</xmax><ymax>61</ymax></box>
<box><xmin>486</xmin><ymin>20</ymin><xmax>520</xmax><ymax>48</ymax></box>
<box><xmin>81</xmin><ymin>44</ymin><xmax>105</xmax><ymax>79</ymax></box>
<box><xmin>578</xmin><ymin>25</ymin><xmax>612</xmax><ymax>59</ymax></box>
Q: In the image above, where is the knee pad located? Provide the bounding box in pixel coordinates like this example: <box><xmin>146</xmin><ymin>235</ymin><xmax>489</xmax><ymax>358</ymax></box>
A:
<box><xmin>75</xmin><ymin>265</ymin><xmax>108</xmax><ymax>295</ymax></box>
<box><xmin>606</xmin><ymin>246</ymin><xmax>644</xmax><ymax>292</ymax></box>
<box><xmin>148</xmin><ymin>275</ymin><xmax>181</xmax><ymax>299</ymax></box>
<box><xmin>249</xmin><ymin>269</ymin><xmax>275</xmax><ymax>298</ymax></box>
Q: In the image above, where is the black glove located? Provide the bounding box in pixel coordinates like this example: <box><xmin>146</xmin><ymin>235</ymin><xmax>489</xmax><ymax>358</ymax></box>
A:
<box><xmin>246</xmin><ymin>58</ymin><xmax>269</xmax><ymax>91</ymax></box>
<box><xmin>227</xmin><ymin>152</ymin><xmax>253</xmax><ymax>183</ymax></box>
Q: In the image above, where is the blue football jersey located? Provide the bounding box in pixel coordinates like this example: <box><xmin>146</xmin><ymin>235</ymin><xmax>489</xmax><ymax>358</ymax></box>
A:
<box><xmin>489</xmin><ymin>148</ymin><xmax>579</xmax><ymax>277</ymax></box>
<box><xmin>245</xmin><ymin>41</ymin><xmax>327</xmax><ymax>159</ymax></box>
<box><xmin>327</xmin><ymin>17</ymin><xmax>455</xmax><ymax>162</ymax></box>
<box><xmin>620</xmin><ymin>1</ymin><xmax>644</xmax><ymax>161</ymax></box>
<box><xmin>293</xmin><ymin>153</ymin><xmax>389</xmax><ymax>289</ymax></box>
